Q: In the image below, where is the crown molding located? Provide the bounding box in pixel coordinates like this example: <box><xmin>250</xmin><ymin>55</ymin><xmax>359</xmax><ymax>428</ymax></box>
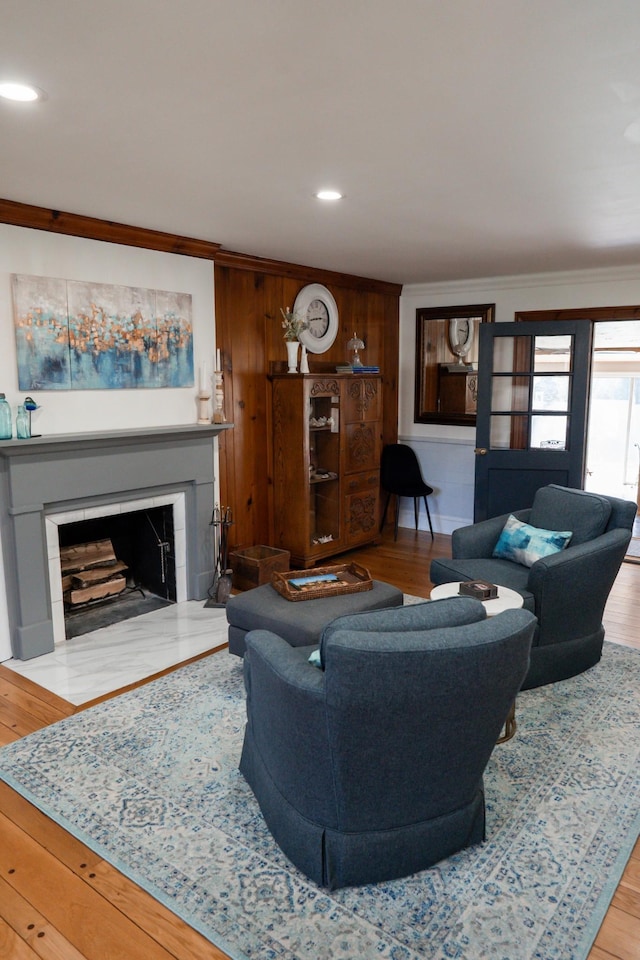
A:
<box><xmin>0</xmin><ymin>198</ymin><xmax>403</xmax><ymax>296</ymax></box>
<box><xmin>402</xmin><ymin>263</ymin><xmax>640</xmax><ymax>298</ymax></box>
<box><xmin>214</xmin><ymin>248</ymin><xmax>403</xmax><ymax>295</ymax></box>
<box><xmin>0</xmin><ymin>198</ymin><xmax>222</xmax><ymax>259</ymax></box>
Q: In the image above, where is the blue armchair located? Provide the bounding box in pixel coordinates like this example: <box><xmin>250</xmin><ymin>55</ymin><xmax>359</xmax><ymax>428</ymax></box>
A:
<box><xmin>430</xmin><ymin>485</ymin><xmax>636</xmax><ymax>690</ymax></box>
<box><xmin>239</xmin><ymin>597</ymin><xmax>536</xmax><ymax>889</ymax></box>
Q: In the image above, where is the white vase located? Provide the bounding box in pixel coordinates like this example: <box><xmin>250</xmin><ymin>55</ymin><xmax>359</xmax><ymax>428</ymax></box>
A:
<box><xmin>299</xmin><ymin>344</ymin><xmax>310</xmax><ymax>374</ymax></box>
<box><xmin>286</xmin><ymin>340</ymin><xmax>299</xmax><ymax>373</ymax></box>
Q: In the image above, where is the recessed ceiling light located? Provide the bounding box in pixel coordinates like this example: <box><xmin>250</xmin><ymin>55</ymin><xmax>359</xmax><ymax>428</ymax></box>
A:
<box><xmin>316</xmin><ymin>190</ymin><xmax>343</xmax><ymax>201</ymax></box>
<box><xmin>0</xmin><ymin>82</ymin><xmax>43</xmax><ymax>102</ymax></box>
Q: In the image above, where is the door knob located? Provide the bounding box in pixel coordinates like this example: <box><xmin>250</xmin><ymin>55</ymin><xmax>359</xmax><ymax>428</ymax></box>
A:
<box><xmin>474</xmin><ymin>447</ymin><xmax>488</xmax><ymax>456</ymax></box>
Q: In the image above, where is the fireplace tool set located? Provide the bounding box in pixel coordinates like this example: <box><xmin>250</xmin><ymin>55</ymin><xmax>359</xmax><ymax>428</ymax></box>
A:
<box><xmin>204</xmin><ymin>504</ymin><xmax>234</xmax><ymax>608</ymax></box>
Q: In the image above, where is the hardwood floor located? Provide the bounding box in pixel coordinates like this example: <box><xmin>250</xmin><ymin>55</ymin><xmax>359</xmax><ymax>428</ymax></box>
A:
<box><xmin>0</xmin><ymin>528</ymin><xmax>638</xmax><ymax>960</ymax></box>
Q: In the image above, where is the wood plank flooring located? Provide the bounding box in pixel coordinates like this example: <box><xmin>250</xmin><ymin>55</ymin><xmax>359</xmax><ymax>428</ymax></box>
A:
<box><xmin>0</xmin><ymin>528</ymin><xmax>638</xmax><ymax>960</ymax></box>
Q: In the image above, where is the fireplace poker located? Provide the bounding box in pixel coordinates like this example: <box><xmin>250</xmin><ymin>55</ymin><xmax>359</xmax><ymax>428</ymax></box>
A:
<box><xmin>204</xmin><ymin>504</ymin><xmax>234</xmax><ymax>608</ymax></box>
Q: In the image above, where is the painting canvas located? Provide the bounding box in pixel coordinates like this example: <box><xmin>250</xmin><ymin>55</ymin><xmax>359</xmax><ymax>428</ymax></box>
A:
<box><xmin>12</xmin><ymin>275</ymin><xmax>194</xmax><ymax>390</ymax></box>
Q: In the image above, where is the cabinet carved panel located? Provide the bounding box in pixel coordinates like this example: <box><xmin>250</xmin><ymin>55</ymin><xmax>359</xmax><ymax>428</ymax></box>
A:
<box><xmin>310</xmin><ymin>378</ymin><xmax>340</xmax><ymax>397</ymax></box>
<box><xmin>347</xmin><ymin>492</ymin><xmax>378</xmax><ymax>542</ymax></box>
<box><xmin>346</xmin><ymin>423</ymin><xmax>378</xmax><ymax>473</ymax></box>
<box><xmin>345</xmin><ymin>378</ymin><xmax>381</xmax><ymax>421</ymax></box>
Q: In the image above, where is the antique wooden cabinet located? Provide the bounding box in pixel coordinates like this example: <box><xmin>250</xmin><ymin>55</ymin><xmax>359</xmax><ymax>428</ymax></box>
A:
<box><xmin>270</xmin><ymin>373</ymin><xmax>383</xmax><ymax>568</ymax></box>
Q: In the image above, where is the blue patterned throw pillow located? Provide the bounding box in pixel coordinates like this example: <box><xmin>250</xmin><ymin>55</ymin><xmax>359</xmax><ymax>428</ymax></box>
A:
<box><xmin>493</xmin><ymin>514</ymin><xmax>572</xmax><ymax>567</ymax></box>
<box><xmin>308</xmin><ymin>648</ymin><xmax>322</xmax><ymax>668</ymax></box>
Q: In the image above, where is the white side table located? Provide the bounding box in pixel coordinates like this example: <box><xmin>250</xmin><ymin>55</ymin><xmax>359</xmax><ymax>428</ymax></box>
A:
<box><xmin>430</xmin><ymin>581</ymin><xmax>524</xmax><ymax>617</ymax></box>
<box><xmin>429</xmin><ymin>580</ymin><xmax>526</xmax><ymax>744</ymax></box>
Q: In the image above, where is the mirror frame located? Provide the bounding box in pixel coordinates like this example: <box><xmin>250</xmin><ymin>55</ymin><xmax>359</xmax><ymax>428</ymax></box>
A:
<box><xmin>414</xmin><ymin>303</ymin><xmax>495</xmax><ymax>426</ymax></box>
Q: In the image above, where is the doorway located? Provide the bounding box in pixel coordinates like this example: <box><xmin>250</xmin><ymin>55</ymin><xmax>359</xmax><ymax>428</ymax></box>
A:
<box><xmin>585</xmin><ymin>320</ymin><xmax>640</xmax><ymax>560</ymax></box>
<box><xmin>514</xmin><ymin>307</ymin><xmax>640</xmax><ymax>563</ymax></box>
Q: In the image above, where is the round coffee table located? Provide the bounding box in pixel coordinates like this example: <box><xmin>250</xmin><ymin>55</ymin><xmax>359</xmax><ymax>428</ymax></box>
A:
<box><xmin>430</xmin><ymin>581</ymin><xmax>524</xmax><ymax>617</ymax></box>
<box><xmin>430</xmin><ymin>580</ymin><xmax>524</xmax><ymax>743</ymax></box>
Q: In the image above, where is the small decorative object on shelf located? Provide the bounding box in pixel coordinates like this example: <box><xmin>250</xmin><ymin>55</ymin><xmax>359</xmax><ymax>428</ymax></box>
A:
<box><xmin>285</xmin><ymin>339</ymin><xmax>299</xmax><ymax>373</ymax></box>
<box><xmin>16</xmin><ymin>403</ymin><xmax>30</xmax><ymax>439</ymax></box>
<box><xmin>197</xmin><ymin>389</ymin><xmax>211</xmax><ymax>424</ymax></box>
<box><xmin>23</xmin><ymin>395</ymin><xmax>40</xmax><ymax>436</ymax></box>
<box><xmin>347</xmin><ymin>331</ymin><xmax>365</xmax><ymax>367</ymax></box>
<box><xmin>458</xmin><ymin>579</ymin><xmax>498</xmax><ymax>600</ymax></box>
<box><xmin>197</xmin><ymin>361</ymin><xmax>211</xmax><ymax>424</ymax></box>
<box><xmin>0</xmin><ymin>393</ymin><xmax>12</xmax><ymax>439</ymax></box>
<box><xmin>309</xmin><ymin>415</ymin><xmax>335</xmax><ymax>428</ymax></box>
<box><xmin>280</xmin><ymin>307</ymin><xmax>308</xmax><ymax>340</ymax></box>
<box><xmin>299</xmin><ymin>343</ymin><xmax>310</xmax><ymax>373</ymax></box>
<box><xmin>212</xmin><ymin>376</ymin><xmax>226</xmax><ymax>425</ymax></box>
<box><xmin>279</xmin><ymin>307</ymin><xmax>308</xmax><ymax>373</ymax></box>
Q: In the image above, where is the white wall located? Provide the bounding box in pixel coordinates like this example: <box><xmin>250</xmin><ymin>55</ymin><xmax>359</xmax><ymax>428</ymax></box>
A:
<box><xmin>0</xmin><ymin>224</ymin><xmax>216</xmax><ymax>433</ymax></box>
<box><xmin>399</xmin><ymin>264</ymin><xmax>640</xmax><ymax>535</ymax></box>
<box><xmin>0</xmin><ymin>224</ymin><xmax>217</xmax><ymax>661</ymax></box>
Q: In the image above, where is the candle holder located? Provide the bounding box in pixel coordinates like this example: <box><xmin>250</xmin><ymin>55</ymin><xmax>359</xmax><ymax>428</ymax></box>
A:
<box><xmin>212</xmin><ymin>369</ymin><xmax>227</xmax><ymax>423</ymax></box>
<box><xmin>197</xmin><ymin>388</ymin><xmax>211</xmax><ymax>424</ymax></box>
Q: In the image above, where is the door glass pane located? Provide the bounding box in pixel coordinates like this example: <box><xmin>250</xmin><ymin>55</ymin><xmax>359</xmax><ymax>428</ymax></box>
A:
<box><xmin>585</xmin><ymin>317</ymin><xmax>640</xmax><ymax>500</ymax></box>
<box><xmin>491</xmin><ymin>376</ymin><xmax>529</xmax><ymax>412</ymax></box>
<box><xmin>532</xmin><ymin>376</ymin><xmax>570</xmax><ymax>412</ymax></box>
<box><xmin>533</xmin><ymin>335</ymin><xmax>572</xmax><ymax>372</ymax></box>
<box><xmin>309</xmin><ymin>393</ymin><xmax>341</xmax><ymax>545</ymax></box>
<box><xmin>490</xmin><ymin>415</ymin><xmax>528</xmax><ymax>450</ymax></box>
<box><xmin>493</xmin><ymin>336</ymin><xmax>532</xmax><ymax>374</ymax></box>
<box><xmin>530</xmin><ymin>415</ymin><xmax>568</xmax><ymax>449</ymax></box>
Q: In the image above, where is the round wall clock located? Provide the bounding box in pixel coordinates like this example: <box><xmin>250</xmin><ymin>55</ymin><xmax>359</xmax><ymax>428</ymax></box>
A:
<box><xmin>294</xmin><ymin>283</ymin><xmax>339</xmax><ymax>354</ymax></box>
<box><xmin>448</xmin><ymin>317</ymin><xmax>474</xmax><ymax>363</ymax></box>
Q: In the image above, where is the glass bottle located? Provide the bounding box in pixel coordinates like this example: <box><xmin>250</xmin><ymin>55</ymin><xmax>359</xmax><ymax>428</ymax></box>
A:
<box><xmin>0</xmin><ymin>394</ymin><xmax>12</xmax><ymax>439</ymax></box>
<box><xmin>16</xmin><ymin>404</ymin><xmax>30</xmax><ymax>439</ymax></box>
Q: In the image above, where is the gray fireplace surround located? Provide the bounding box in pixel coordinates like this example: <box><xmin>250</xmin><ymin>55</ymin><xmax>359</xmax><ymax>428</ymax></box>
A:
<box><xmin>0</xmin><ymin>424</ymin><xmax>232</xmax><ymax>660</ymax></box>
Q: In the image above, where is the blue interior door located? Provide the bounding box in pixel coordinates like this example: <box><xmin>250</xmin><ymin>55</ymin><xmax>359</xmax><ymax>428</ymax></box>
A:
<box><xmin>474</xmin><ymin>320</ymin><xmax>593</xmax><ymax>521</ymax></box>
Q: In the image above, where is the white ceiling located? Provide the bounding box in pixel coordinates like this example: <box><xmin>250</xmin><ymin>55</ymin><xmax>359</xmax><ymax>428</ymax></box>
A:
<box><xmin>3</xmin><ymin>0</ymin><xmax>640</xmax><ymax>285</ymax></box>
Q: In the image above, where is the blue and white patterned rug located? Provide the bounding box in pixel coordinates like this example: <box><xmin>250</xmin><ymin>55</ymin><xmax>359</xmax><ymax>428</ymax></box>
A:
<box><xmin>1</xmin><ymin>640</ymin><xmax>639</xmax><ymax>960</ymax></box>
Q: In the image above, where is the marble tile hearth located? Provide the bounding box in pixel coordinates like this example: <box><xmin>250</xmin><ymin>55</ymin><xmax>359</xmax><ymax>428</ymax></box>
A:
<box><xmin>4</xmin><ymin>601</ymin><xmax>229</xmax><ymax>706</ymax></box>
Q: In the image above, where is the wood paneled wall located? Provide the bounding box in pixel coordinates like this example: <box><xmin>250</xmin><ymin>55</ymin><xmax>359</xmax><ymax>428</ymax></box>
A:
<box><xmin>214</xmin><ymin>254</ymin><xmax>402</xmax><ymax>550</ymax></box>
<box><xmin>0</xmin><ymin>200</ymin><xmax>402</xmax><ymax>553</ymax></box>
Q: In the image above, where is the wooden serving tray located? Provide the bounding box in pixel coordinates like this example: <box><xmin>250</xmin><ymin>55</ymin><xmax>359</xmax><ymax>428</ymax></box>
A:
<box><xmin>271</xmin><ymin>562</ymin><xmax>373</xmax><ymax>601</ymax></box>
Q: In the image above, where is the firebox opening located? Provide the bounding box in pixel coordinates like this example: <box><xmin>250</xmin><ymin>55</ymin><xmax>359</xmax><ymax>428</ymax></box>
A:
<box><xmin>58</xmin><ymin>505</ymin><xmax>177</xmax><ymax>639</ymax></box>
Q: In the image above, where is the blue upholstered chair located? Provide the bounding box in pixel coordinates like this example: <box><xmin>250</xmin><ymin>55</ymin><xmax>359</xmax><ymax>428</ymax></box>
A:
<box><xmin>239</xmin><ymin>597</ymin><xmax>536</xmax><ymax>889</ymax></box>
<box><xmin>430</xmin><ymin>484</ymin><xmax>636</xmax><ymax>690</ymax></box>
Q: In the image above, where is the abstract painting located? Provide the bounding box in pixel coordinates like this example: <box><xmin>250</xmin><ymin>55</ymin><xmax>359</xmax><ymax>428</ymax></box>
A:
<box><xmin>12</xmin><ymin>274</ymin><xmax>194</xmax><ymax>390</ymax></box>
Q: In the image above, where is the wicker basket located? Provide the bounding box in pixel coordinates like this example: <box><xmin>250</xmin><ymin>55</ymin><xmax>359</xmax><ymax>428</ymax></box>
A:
<box><xmin>271</xmin><ymin>562</ymin><xmax>373</xmax><ymax>601</ymax></box>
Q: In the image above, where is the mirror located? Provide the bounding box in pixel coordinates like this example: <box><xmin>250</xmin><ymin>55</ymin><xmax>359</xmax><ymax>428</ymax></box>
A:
<box><xmin>414</xmin><ymin>303</ymin><xmax>495</xmax><ymax>425</ymax></box>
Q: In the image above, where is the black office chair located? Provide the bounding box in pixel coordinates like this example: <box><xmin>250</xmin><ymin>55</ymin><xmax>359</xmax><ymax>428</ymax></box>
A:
<box><xmin>380</xmin><ymin>443</ymin><xmax>434</xmax><ymax>541</ymax></box>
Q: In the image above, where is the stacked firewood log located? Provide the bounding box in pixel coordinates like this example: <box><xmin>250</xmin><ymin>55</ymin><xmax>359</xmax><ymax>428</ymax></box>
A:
<box><xmin>61</xmin><ymin>538</ymin><xmax>128</xmax><ymax>607</ymax></box>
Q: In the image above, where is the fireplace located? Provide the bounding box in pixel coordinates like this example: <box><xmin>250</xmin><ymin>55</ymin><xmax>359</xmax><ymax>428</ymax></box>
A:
<box><xmin>0</xmin><ymin>424</ymin><xmax>231</xmax><ymax>659</ymax></box>
<box><xmin>47</xmin><ymin>493</ymin><xmax>188</xmax><ymax>642</ymax></box>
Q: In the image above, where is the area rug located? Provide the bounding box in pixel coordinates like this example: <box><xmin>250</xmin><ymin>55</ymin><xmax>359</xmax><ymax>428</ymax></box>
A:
<box><xmin>1</xmin><ymin>642</ymin><xmax>639</xmax><ymax>960</ymax></box>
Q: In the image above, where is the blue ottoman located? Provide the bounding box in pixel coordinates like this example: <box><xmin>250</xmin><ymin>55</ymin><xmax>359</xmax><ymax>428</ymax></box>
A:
<box><xmin>226</xmin><ymin>580</ymin><xmax>404</xmax><ymax>656</ymax></box>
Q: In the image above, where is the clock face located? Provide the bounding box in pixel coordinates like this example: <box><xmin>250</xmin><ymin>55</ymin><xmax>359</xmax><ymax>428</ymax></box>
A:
<box><xmin>454</xmin><ymin>320</ymin><xmax>470</xmax><ymax>346</ymax></box>
<box><xmin>306</xmin><ymin>299</ymin><xmax>330</xmax><ymax>338</ymax></box>
<box><xmin>449</xmin><ymin>318</ymin><xmax>474</xmax><ymax>357</ymax></box>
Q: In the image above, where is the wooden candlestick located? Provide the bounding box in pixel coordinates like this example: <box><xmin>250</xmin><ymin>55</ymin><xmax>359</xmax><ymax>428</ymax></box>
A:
<box><xmin>212</xmin><ymin>370</ymin><xmax>226</xmax><ymax>423</ymax></box>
